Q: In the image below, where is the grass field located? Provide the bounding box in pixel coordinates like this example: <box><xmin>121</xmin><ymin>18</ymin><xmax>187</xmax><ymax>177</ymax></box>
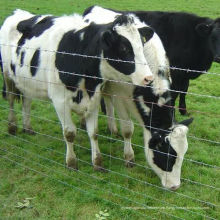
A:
<box><xmin>0</xmin><ymin>0</ymin><xmax>220</xmax><ymax>219</ymax></box>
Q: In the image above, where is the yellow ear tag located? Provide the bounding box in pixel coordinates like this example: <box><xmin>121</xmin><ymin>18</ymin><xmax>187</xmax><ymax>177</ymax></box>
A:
<box><xmin>143</xmin><ymin>36</ymin><xmax>147</xmax><ymax>43</ymax></box>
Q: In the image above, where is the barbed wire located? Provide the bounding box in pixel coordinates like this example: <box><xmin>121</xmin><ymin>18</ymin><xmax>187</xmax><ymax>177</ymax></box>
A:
<box><xmin>0</xmin><ymin>35</ymin><xmax>219</xmax><ymax>219</ymax></box>
<box><xmin>0</xmin><ymin>126</ymin><xmax>218</xmax><ymax>191</ymax></box>
<box><xmin>1</xmin><ymin>82</ymin><xmax>220</xmax><ymax>119</ymax></box>
<box><xmin>0</xmin><ymin>87</ymin><xmax>220</xmax><ymax>147</ymax></box>
<box><xmin>0</xmin><ymin>100</ymin><xmax>219</xmax><ymax>168</ymax></box>
<box><xmin>1</xmin><ymin>44</ymin><xmax>220</xmax><ymax>100</ymax></box>
<box><xmin>1</xmin><ymin>43</ymin><xmax>220</xmax><ymax>76</ymax></box>
<box><xmin>0</xmin><ymin>116</ymin><xmax>219</xmax><ymax>170</ymax></box>
<box><xmin>1</xmin><ymin>60</ymin><xmax>220</xmax><ymax>102</ymax></box>
<box><xmin>1</xmin><ymin>140</ymin><xmax>217</xmax><ymax>219</ymax></box>
<box><xmin>0</xmin><ymin>124</ymin><xmax>219</xmax><ymax>209</ymax></box>
<box><xmin>0</xmin><ymin>144</ymin><xmax>185</xmax><ymax>219</ymax></box>
<box><xmin>0</xmin><ymin>154</ymin><xmax>155</xmax><ymax>220</ymax></box>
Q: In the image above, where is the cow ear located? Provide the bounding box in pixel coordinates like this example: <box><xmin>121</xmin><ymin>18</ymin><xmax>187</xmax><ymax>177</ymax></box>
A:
<box><xmin>138</xmin><ymin>27</ymin><xmax>154</xmax><ymax>43</ymax></box>
<box><xmin>101</xmin><ymin>30</ymin><xmax>115</xmax><ymax>49</ymax></box>
<box><xmin>179</xmin><ymin>117</ymin><xmax>194</xmax><ymax>127</ymax></box>
<box><xmin>195</xmin><ymin>23</ymin><xmax>212</xmax><ymax>37</ymax></box>
<box><xmin>149</xmin><ymin>132</ymin><xmax>162</xmax><ymax>149</ymax></box>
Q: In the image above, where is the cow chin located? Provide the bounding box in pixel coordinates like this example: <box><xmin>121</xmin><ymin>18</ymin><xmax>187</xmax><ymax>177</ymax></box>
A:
<box><xmin>160</xmin><ymin>172</ymin><xmax>181</xmax><ymax>191</ymax></box>
<box><xmin>150</xmin><ymin>163</ymin><xmax>181</xmax><ymax>190</ymax></box>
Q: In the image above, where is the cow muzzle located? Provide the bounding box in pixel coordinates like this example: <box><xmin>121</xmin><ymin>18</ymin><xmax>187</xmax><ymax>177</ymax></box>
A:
<box><xmin>144</xmin><ymin>75</ymin><xmax>154</xmax><ymax>85</ymax></box>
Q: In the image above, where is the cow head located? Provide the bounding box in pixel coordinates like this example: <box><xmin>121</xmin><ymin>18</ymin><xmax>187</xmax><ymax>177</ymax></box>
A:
<box><xmin>144</xmin><ymin>118</ymin><xmax>193</xmax><ymax>190</ymax></box>
<box><xmin>196</xmin><ymin>18</ymin><xmax>220</xmax><ymax>63</ymax></box>
<box><xmin>101</xmin><ymin>14</ymin><xmax>154</xmax><ymax>86</ymax></box>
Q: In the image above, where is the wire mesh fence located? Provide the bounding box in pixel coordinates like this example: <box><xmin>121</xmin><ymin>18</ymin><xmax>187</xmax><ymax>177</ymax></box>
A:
<box><xmin>0</xmin><ymin>2</ymin><xmax>219</xmax><ymax>219</ymax></box>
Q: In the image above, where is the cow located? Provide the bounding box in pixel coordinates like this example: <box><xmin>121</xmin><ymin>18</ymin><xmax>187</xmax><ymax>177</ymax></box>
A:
<box><xmin>0</xmin><ymin>9</ymin><xmax>155</xmax><ymax>171</ymax></box>
<box><xmin>83</xmin><ymin>6</ymin><xmax>193</xmax><ymax>190</ymax></box>
<box><xmin>83</xmin><ymin>6</ymin><xmax>171</xmax><ymax>134</ymax></box>
<box><xmin>103</xmin><ymin>80</ymin><xmax>193</xmax><ymax>190</ymax></box>
<box><xmin>84</xmin><ymin>6</ymin><xmax>220</xmax><ymax>115</ymax></box>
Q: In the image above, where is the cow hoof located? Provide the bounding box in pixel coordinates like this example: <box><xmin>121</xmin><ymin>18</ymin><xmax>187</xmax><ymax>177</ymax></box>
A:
<box><xmin>179</xmin><ymin>108</ymin><xmax>188</xmax><ymax>115</ymax></box>
<box><xmin>125</xmin><ymin>159</ymin><xmax>135</xmax><ymax>168</ymax></box>
<box><xmin>179</xmin><ymin>109</ymin><xmax>190</xmax><ymax>116</ymax></box>
<box><xmin>23</xmin><ymin>128</ymin><xmax>35</xmax><ymax>135</ymax></box>
<box><xmin>66</xmin><ymin>158</ymin><xmax>78</xmax><ymax>170</ymax></box>
<box><xmin>94</xmin><ymin>165</ymin><xmax>108</xmax><ymax>173</ymax></box>
<box><xmin>8</xmin><ymin>124</ymin><xmax>17</xmax><ymax>135</ymax></box>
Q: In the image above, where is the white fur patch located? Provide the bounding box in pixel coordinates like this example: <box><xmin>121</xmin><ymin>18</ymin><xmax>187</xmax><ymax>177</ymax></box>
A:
<box><xmin>80</xmin><ymin>32</ymin><xmax>84</xmax><ymax>41</ymax></box>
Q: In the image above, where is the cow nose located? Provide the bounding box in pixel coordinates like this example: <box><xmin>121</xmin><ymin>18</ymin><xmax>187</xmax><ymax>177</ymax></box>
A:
<box><xmin>170</xmin><ymin>184</ymin><xmax>180</xmax><ymax>191</ymax></box>
<box><xmin>144</xmin><ymin>75</ymin><xmax>154</xmax><ymax>85</ymax></box>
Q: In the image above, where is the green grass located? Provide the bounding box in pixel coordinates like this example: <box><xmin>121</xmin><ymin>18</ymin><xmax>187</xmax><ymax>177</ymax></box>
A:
<box><xmin>0</xmin><ymin>0</ymin><xmax>220</xmax><ymax>219</ymax></box>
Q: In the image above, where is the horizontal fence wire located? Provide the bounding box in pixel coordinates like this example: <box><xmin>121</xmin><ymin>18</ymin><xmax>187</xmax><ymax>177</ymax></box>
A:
<box><xmin>0</xmin><ymin>122</ymin><xmax>218</xmax><ymax>191</ymax></box>
<box><xmin>1</xmin><ymin>84</ymin><xmax>220</xmax><ymax>119</ymax></box>
<box><xmin>0</xmin><ymin>154</ymin><xmax>156</xmax><ymax>220</ymax></box>
<box><xmin>0</xmin><ymin>90</ymin><xmax>220</xmax><ymax>147</ymax></box>
<box><xmin>0</xmin><ymin>122</ymin><xmax>218</xmax><ymax>209</ymax></box>
<box><xmin>0</xmin><ymin>138</ymin><xmax>217</xmax><ymax>220</ymax></box>
<box><xmin>0</xmin><ymin>34</ymin><xmax>219</xmax><ymax>220</ymax></box>
<box><xmin>0</xmin><ymin>92</ymin><xmax>219</xmax><ymax>169</ymax></box>
<box><xmin>1</xmin><ymin>43</ymin><xmax>220</xmax><ymax>77</ymax></box>
<box><xmin>0</xmin><ymin>44</ymin><xmax>220</xmax><ymax>100</ymax></box>
<box><xmin>0</xmin><ymin>113</ymin><xmax>219</xmax><ymax>170</ymax></box>
<box><xmin>0</xmin><ymin>146</ymin><xmax>182</xmax><ymax>220</ymax></box>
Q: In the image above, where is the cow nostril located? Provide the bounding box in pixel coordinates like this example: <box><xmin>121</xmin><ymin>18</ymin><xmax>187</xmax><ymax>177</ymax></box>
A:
<box><xmin>144</xmin><ymin>76</ymin><xmax>154</xmax><ymax>85</ymax></box>
<box><xmin>170</xmin><ymin>184</ymin><xmax>180</xmax><ymax>191</ymax></box>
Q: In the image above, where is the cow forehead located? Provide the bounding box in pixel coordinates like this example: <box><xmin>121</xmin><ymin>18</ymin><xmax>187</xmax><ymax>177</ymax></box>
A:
<box><xmin>114</xmin><ymin>23</ymin><xmax>141</xmax><ymax>44</ymax></box>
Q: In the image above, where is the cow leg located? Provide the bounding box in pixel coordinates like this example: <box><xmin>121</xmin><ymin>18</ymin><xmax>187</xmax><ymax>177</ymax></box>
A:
<box><xmin>4</xmin><ymin>76</ymin><xmax>17</xmax><ymax>135</ymax></box>
<box><xmin>8</xmin><ymin>91</ymin><xmax>17</xmax><ymax>135</ymax></box>
<box><xmin>22</xmin><ymin>96</ymin><xmax>34</xmax><ymax>134</ymax></box>
<box><xmin>85</xmin><ymin>107</ymin><xmax>105</xmax><ymax>172</ymax></box>
<box><xmin>104</xmin><ymin>95</ymin><xmax>118</xmax><ymax>135</ymax></box>
<box><xmin>179</xmin><ymin>80</ymin><xmax>189</xmax><ymax>115</ymax></box>
<box><xmin>52</xmin><ymin>100</ymin><xmax>77</xmax><ymax>170</ymax></box>
<box><xmin>170</xmin><ymin>89</ymin><xmax>179</xmax><ymax>117</ymax></box>
<box><xmin>114</xmin><ymin>100</ymin><xmax>135</xmax><ymax>167</ymax></box>
<box><xmin>120</xmin><ymin>119</ymin><xmax>135</xmax><ymax>168</ymax></box>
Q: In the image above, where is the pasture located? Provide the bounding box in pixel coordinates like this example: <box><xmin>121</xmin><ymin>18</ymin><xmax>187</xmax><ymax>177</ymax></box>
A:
<box><xmin>0</xmin><ymin>0</ymin><xmax>219</xmax><ymax>219</ymax></box>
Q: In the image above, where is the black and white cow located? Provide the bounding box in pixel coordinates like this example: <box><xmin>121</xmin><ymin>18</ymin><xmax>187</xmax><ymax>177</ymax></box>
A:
<box><xmin>83</xmin><ymin>6</ymin><xmax>171</xmax><ymax>134</ymax></box>
<box><xmin>84</xmin><ymin>6</ymin><xmax>220</xmax><ymax>115</ymax></box>
<box><xmin>0</xmin><ymin>9</ymin><xmax>154</xmax><ymax>170</ymax></box>
<box><xmin>83</xmin><ymin>6</ymin><xmax>193</xmax><ymax>190</ymax></box>
<box><xmin>103</xmin><ymin>80</ymin><xmax>193</xmax><ymax>190</ymax></box>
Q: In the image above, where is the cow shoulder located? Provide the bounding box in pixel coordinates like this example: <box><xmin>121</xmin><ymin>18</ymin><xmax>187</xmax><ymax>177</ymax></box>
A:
<box><xmin>55</xmin><ymin>23</ymin><xmax>104</xmax><ymax>95</ymax></box>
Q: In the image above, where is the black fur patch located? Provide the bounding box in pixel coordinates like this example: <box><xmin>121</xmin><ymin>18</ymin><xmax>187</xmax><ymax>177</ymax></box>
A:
<box><xmin>133</xmin><ymin>86</ymin><xmax>172</xmax><ymax>132</ymax></box>
<box><xmin>30</xmin><ymin>48</ymin><xmax>40</xmax><ymax>76</ymax></box>
<box><xmin>16</xmin><ymin>15</ymin><xmax>55</xmax><ymax>55</ymax></box>
<box><xmin>72</xmin><ymin>90</ymin><xmax>83</xmax><ymax>104</ymax></box>
<box><xmin>55</xmin><ymin>27</ymin><xmax>102</xmax><ymax>96</ymax></box>
<box><xmin>104</xmin><ymin>35</ymin><xmax>135</xmax><ymax>75</ymax></box>
<box><xmin>149</xmin><ymin>134</ymin><xmax>177</xmax><ymax>171</ymax></box>
<box><xmin>10</xmin><ymin>62</ymin><xmax>16</xmax><ymax>75</ymax></box>
<box><xmin>20</xmin><ymin>51</ymin><xmax>25</xmax><ymax>67</ymax></box>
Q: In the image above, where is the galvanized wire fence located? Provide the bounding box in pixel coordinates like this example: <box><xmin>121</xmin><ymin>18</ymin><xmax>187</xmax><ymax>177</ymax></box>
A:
<box><xmin>0</xmin><ymin>21</ymin><xmax>219</xmax><ymax>219</ymax></box>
